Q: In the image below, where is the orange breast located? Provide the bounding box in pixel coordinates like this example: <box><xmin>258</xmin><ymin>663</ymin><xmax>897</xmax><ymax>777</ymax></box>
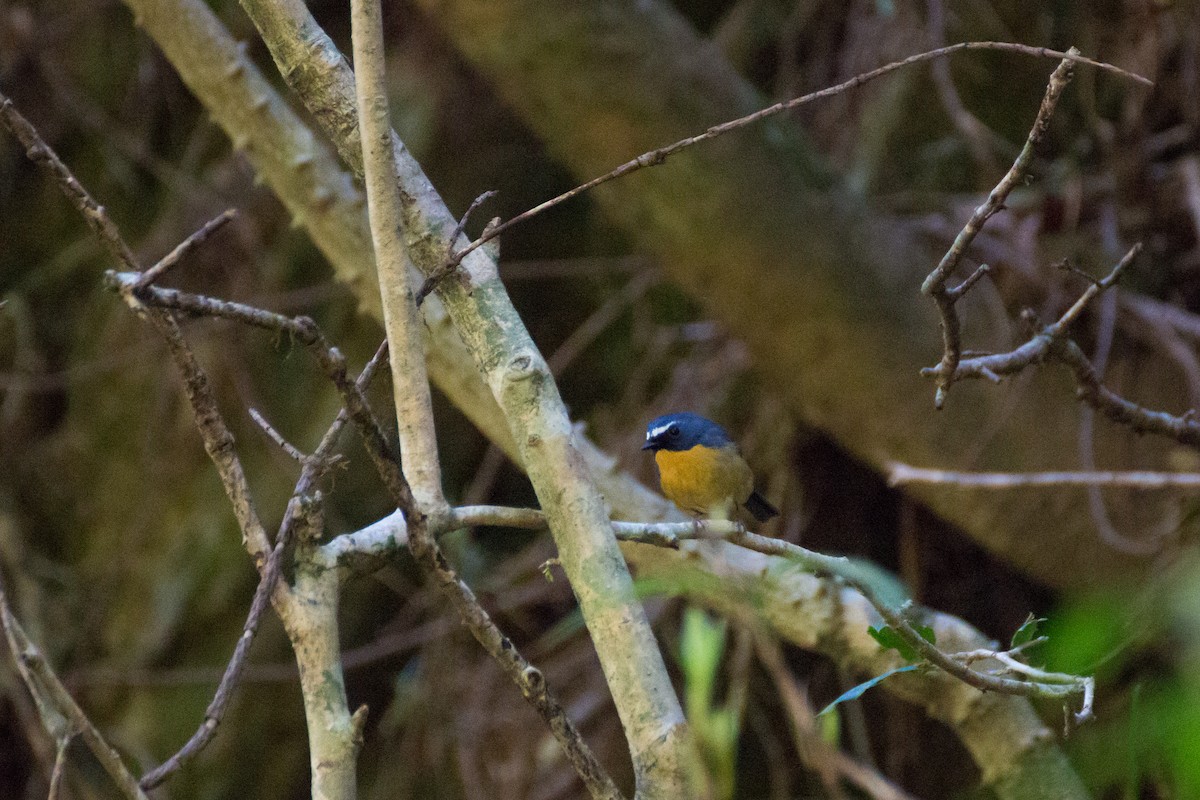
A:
<box><xmin>654</xmin><ymin>444</ymin><xmax>753</xmax><ymax>518</ymax></box>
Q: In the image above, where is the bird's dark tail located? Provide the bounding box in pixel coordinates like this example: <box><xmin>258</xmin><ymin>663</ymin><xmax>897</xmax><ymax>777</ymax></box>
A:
<box><xmin>744</xmin><ymin>491</ymin><xmax>779</xmax><ymax>523</ymax></box>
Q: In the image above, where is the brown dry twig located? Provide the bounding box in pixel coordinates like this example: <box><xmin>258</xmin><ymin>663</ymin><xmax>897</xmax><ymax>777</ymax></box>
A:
<box><xmin>923</xmin><ymin>52</ymin><xmax>1076</xmax><ymax>408</ymax></box>
<box><xmin>0</xmin><ymin>90</ymin><xmax>139</xmax><ymax>269</ymax></box>
<box><xmin>0</xmin><ymin>85</ymin><xmax>292</xmax><ymax>792</ymax></box>
<box><xmin>136</xmin><ymin>498</ymin><xmax>287</xmax><ymax>789</ymax></box>
<box><xmin>133</xmin><ymin>208</ymin><xmax>237</xmax><ymax>290</ymax></box>
<box><xmin>914</xmin><ymin>52</ymin><xmax>1200</xmax><ymax>454</ymax></box>
<box><xmin>924</xmin><ymin>244</ymin><xmax>1200</xmax><ymax>449</ymax></box>
<box><xmin>417</xmin><ymin>41</ymin><xmax>1150</xmax><ymax>302</ymax></box>
<box><xmin>141</xmin><ymin>308</ymin><xmax>275</xmax><ymax>559</ymax></box>
<box><xmin>343</xmin><ymin>508</ymin><xmax>1097</xmax><ymax>723</ymax></box>
<box><xmin>249</xmin><ymin>407</ymin><xmax>308</xmax><ymax>464</ymax></box>
<box><xmin>107</xmin><ymin>272</ymin><xmax>624</xmax><ymax>798</ymax></box>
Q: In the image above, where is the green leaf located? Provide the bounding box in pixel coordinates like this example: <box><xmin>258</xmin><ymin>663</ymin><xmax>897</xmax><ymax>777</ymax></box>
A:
<box><xmin>818</xmin><ymin>705</ymin><xmax>840</xmax><ymax>746</ymax></box>
<box><xmin>868</xmin><ymin>624</ymin><xmax>935</xmax><ymax>662</ymax></box>
<box><xmin>680</xmin><ymin>608</ymin><xmax>727</xmax><ymax>721</ymax></box>
<box><xmin>817</xmin><ymin>665</ymin><xmax>919</xmax><ymax>716</ymax></box>
<box><xmin>1011</xmin><ymin>614</ymin><xmax>1047</xmax><ymax>649</ymax></box>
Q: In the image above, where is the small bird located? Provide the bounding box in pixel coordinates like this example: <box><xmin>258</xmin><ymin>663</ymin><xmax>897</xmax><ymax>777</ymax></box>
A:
<box><xmin>642</xmin><ymin>412</ymin><xmax>779</xmax><ymax>523</ymax></box>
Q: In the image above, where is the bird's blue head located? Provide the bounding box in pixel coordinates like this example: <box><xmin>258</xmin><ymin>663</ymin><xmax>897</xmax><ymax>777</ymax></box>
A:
<box><xmin>642</xmin><ymin>412</ymin><xmax>733</xmax><ymax>452</ymax></box>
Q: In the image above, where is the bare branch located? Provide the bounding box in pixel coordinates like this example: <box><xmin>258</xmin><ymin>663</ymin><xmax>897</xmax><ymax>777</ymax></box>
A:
<box><xmin>249</xmin><ymin>407</ymin><xmax>308</xmax><ymax>463</ymax></box>
<box><xmin>138</xmin><ymin>521</ymin><xmax>289</xmax><ymax>789</ymax></box>
<box><xmin>350</xmin><ymin>0</ymin><xmax>445</xmax><ymax>510</ymax></box>
<box><xmin>888</xmin><ymin>464</ymin><xmax>1200</xmax><ymax>490</ymax></box>
<box><xmin>132</xmin><ymin>209</ymin><xmax>237</xmax><ymax>290</ymax></box>
<box><xmin>923</xmin><ymin>52</ymin><xmax>1076</xmax><ymax>408</ymax></box>
<box><xmin>416</xmin><ymin>210</ymin><xmax>500</xmax><ymax>307</ymax></box>
<box><xmin>922</xmin><ymin>242</ymin><xmax>1200</xmax><ymax>448</ymax></box>
<box><xmin>448</xmin><ymin>190</ymin><xmax>498</xmax><ymax>250</ymax></box>
<box><xmin>0</xmin><ymin>90</ymin><xmax>140</xmax><ymax>271</ymax></box>
<box><xmin>0</xmin><ymin>85</ymin><xmax>292</xmax><ymax>790</ymax></box>
<box><xmin>296</xmin><ymin>338</ymin><xmax>389</xmax><ymax>490</ymax></box>
<box><xmin>1047</xmin><ymin>244</ymin><xmax>1140</xmax><ymax>336</ymax></box>
<box><xmin>1055</xmin><ymin>337</ymin><xmax>1200</xmax><ymax>446</ymax></box>
<box><xmin>48</xmin><ymin>734</ymin><xmax>70</xmax><ymax>800</ymax></box>
<box><xmin>145</xmin><ymin>309</ymin><xmax>274</xmax><ymax>560</ymax></box>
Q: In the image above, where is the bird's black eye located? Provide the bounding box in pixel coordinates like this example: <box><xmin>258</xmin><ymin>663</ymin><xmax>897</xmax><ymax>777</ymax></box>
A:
<box><xmin>668</xmin><ymin>425</ymin><xmax>680</xmax><ymax>437</ymax></box>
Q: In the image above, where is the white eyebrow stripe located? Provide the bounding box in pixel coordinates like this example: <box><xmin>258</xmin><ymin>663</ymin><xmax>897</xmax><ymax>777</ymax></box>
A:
<box><xmin>648</xmin><ymin>423</ymin><xmax>673</xmax><ymax>439</ymax></box>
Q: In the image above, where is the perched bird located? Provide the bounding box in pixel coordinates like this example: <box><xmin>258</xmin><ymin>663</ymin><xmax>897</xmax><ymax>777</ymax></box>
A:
<box><xmin>642</xmin><ymin>412</ymin><xmax>779</xmax><ymax>523</ymax></box>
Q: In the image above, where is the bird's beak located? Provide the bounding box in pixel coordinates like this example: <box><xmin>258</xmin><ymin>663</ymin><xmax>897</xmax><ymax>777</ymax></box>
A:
<box><xmin>641</xmin><ymin>440</ymin><xmax>655</xmax><ymax>451</ymax></box>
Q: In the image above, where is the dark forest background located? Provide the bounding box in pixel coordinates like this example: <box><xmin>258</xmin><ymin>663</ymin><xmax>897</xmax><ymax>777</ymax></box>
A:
<box><xmin>3</xmin><ymin>0</ymin><xmax>1200</xmax><ymax>798</ymax></box>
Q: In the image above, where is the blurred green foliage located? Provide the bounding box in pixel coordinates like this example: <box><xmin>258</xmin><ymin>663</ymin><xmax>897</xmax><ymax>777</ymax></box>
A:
<box><xmin>680</xmin><ymin>608</ymin><xmax>740</xmax><ymax>800</ymax></box>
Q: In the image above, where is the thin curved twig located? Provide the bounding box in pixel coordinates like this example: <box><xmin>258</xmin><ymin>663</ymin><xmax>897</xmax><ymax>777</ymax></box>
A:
<box><xmin>922</xmin><ymin>52</ymin><xmax>1076</xmax><ymax>407</ymax></box>
<box><xmin>417</xmin><ymin>42</ymin><xmax>1150</xmax><ymax>302</ymax></box>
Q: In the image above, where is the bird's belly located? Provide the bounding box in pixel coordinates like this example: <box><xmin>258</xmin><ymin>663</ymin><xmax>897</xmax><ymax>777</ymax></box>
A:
<box><xmin>655</xmin><ymin>445</ymin><xmax>752</xmax><ymax>517</ymax></box>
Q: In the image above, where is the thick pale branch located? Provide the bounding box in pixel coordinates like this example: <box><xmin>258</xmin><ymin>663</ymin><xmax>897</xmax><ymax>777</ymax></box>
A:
<box><xmin>345</xmin><ymin>2</ymin><xmax>621</xmax><ymax>796</ymax></box>
<box><xmin>279</xmin><ymin>504</ymin><xmax>361</xmax><ymax>800</ymax></box>
<box><xmin>349</xmin><ymin>0</ymin><xmax>444</xmax><ymax>510</ymax></box>
<box><xmin>235</xmin><ymin>1</ymin><xmax>693</xmax><ymax>792</ymax></box>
